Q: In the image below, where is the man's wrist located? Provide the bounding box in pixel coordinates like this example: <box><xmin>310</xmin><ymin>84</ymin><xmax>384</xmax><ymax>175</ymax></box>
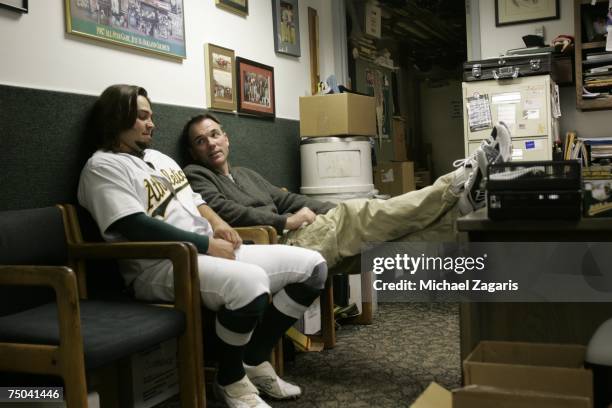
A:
<box><xmin>211</xmin><ymin>219</ymin><xmax>229</xmax><ymax>230</ymax></box>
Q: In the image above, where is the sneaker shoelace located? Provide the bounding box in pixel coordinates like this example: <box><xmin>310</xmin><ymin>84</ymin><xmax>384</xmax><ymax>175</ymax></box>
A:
<box><xmin>480</xmin><ymin>143</ymin><xmax>502</xmax><ymax>167</ymax></box>
<box><xmin>453</xmin><ymin>154</ymin><xmax>477</xmax><ymax>169</ymax></box>
<box><xmin>453</xmin><ymin>136</ymin><xmax>499</xmax><ymax>169</ymax></box>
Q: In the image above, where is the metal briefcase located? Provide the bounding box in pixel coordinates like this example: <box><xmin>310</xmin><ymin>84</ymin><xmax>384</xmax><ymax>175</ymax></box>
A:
<box><xmin>463</xmin><ymin>52</ymin><xmax>552</xmax><ymax>82</ymax></box>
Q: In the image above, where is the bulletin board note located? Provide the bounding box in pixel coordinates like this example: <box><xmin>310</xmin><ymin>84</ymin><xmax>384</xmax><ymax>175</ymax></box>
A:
<box><xmin>466</xmin><ymin>94</ymin><xmax>492</xmax><ymax>132</ymax></box>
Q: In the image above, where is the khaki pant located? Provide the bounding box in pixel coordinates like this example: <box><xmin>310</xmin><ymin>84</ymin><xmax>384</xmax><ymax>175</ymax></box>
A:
<box><xmin>280</xmin><ymin>173</ymin><xmax>460</xmax><ymax>268</ymax></box>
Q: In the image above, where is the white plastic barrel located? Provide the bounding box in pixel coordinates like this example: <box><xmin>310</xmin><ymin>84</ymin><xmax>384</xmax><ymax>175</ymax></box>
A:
<box><xmin>300</xmin><ymin>136</ymin><xmax>374</xmax><ymax>198</ymax></box>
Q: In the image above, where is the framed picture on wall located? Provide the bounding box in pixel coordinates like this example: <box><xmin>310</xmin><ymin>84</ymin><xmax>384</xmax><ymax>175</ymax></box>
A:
<box><xmin>272</xmin><ymin>0</ymin><xmax>300</xmax><ymax>57</ymax></box>
<box><xmin>495</xmin><ymin>0</ymin><xmax>560</xmax><ymax>27</ymax></box>
<box><xmin>205</xmin><ymin>43</ymin><xmax>237</xmax><ymax>112</ymax></box>
<box><xmin>0</xmin><ymin>0</ymin><xmax>27</xmax><ymax>13</ymax></box>
<box><xmin>216</xmin><ymin>0</ymin><xmax>248</xmax><ymax>17</ymax></box>
<box><xmin>64</xmin><ymin>0</ymin><xmax>186</xmax><ymax>59</ymax></box>
<box><xmin>236</xmin><ymin>57</ymin><xmax>275</xmax><ymax>118</ymax></box>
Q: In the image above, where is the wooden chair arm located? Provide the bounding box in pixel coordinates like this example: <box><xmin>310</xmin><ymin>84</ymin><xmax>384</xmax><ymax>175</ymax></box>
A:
<box><xmin>0</xmin><ymin>265</ymin><xmax>78</xmax><ymax>299</ymax></box>
<box><xmin>68</xmin><ymin>241</ymin><xmax>198</xmax><ymax>319</ymax></box>
<box><xmin>69</xmin><ymin>241</ymin><xmax>194</xmax><ymax>263</ymax></box>
<box><xmin>235</xmin><ymin>226</ymin><xmax>278</xmax><ymax>244</ymax></box>
<box><xmin>0</xmin><ymin>265</ymin><xmax>85</xmax><ymax>377</ymax></box>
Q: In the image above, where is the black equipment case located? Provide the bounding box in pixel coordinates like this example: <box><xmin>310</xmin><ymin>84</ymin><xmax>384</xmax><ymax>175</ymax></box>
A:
<box><xmin>486</xmin><ymin>160</ymin><xmax>582</xmax><ymax>220</ymax></box>
<box><xmin>463</xmin><ymin>52</ymin><xmax>552</xmax><ymax>82</ymax></box>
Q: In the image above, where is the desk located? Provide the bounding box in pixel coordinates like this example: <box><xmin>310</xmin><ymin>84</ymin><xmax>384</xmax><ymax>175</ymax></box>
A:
<box><xmin>456</xmin><ymin>209</ymin><xmax>612</xmax><ymax>359</ymax></box>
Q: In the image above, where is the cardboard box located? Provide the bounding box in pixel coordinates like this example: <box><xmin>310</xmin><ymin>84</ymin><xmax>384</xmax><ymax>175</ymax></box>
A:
<box><xmin>413</xmin><ymin>341</ymin><xmax>593</xmax><ymax>407</ymax></box>
<box><xmin>391</xmin><ymin>116</ymin><xmax>408</xmax><ymax>161</ymax></box>
<box><xmin>410</xmin><ymin>382</ymin><xmax>452</xmax><ymax>408</ymax></box>
<box><xmin>464</xmin><ymin>341</ymin><xmax>593</xmax><ymax>403</ymax></box>
<box><xmin>120</xmin><ymin>339</ymin><xmax>179</xmax><ymax>408</ymax></box>
<box><xmin>453</xmin><ymin>385</ymin><xmax>590</xmax><ymax>408</ymax></box>
<box><xmin>349</xmin><ymin>269</ymin><xmax>378</xmax><ymax>316</ymax></box>
<box><xmin>374</xmin><ymin>161</ymin><xmax>415</xmax><ymax>197</ymax></box>
<box><xmin>299</xmin><ymin>93</ymin><xmax>376</xmax><ymax>137</ymax></box>
<box><xmin>294</xmin><ymin>297</ymin><xmax>321</xmax><ymax>335</ymax></box>
<box><xmin>411</xmin><ymin>383</ymin><xmax>590</xmax><ymax>408</ymax></box>
<box><xmin>414</xmin><ymin>170</ymin><xmax>432</xmax><ymax>189</ymax></box>
<box><xmin>286</xmin><ymin>327</ymin><xmax>324</xmax><ymax>352</ymax></box>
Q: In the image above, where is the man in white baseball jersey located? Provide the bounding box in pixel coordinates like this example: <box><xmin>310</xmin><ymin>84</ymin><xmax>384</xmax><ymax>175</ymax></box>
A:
<box><xmin>78</xmin><ymin>84</ymin><xmax>327</xmax><ymax>408</ymax></box>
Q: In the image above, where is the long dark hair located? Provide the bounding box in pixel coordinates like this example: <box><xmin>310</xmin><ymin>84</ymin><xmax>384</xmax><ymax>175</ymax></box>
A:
<box><xmin>88</xmin><ymin>84</ymin><xmax>151</xmax><ymax>151</ymax></box>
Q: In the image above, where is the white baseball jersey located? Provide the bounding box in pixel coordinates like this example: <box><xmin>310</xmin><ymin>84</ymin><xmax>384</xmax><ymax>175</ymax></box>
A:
<box><xmin>78</xmin><ymin>149</ymin><xmax>212</xmax><ymax>283</ymax></box>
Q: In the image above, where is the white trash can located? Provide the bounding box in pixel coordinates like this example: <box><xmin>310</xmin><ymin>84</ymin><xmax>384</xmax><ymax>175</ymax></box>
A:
<box><xmin>300</xmin><ymin>136</ymin><xmax>374</xmax><ymax>199</ymax></box>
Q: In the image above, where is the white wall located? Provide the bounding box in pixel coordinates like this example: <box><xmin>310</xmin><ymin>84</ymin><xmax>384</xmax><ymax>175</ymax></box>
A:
<box><xmin>478</xmin><ymin>0</ymin><xmax>574</xmax><ymax>58</ymax></box>
<box><xmin>0</xmin><ymin>0</ymin><xmax>336</xmax><ymax>120</ymax></box>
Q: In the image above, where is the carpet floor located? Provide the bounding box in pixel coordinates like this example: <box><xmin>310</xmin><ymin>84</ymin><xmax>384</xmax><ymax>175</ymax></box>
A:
<box><xmin>156</xmin><ymin>302</ymin><xmax>461</xmax><ymax>408</ymax></box>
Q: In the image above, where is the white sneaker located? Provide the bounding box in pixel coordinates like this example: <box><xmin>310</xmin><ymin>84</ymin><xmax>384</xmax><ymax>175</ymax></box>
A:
<box><xmin>489</xmin><ymin>121</ymin><xmax>513</xmax><ymax>163</ymax></box>
<box><xmin>244</xmin><ymin>361</ymin><xmax>302</xmax><ymax>400</ymax></box>
<box><xmin>215</xmin><ymin>375</ymin><xmax>271</xmax><ymax>408</ymax></box>
<box><xmin>454</xmin><ymin>123</ymin><xmax>513</xmax><ymax>214</ymax></box>
<box><xmin>456</xmin><ymin>147</ymin><xmax>489</xmax><ymax>214</ymax></box>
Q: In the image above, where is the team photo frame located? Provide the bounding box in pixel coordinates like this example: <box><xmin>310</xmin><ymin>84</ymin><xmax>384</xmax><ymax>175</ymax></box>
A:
<box><xmin>272</xmin><ymin>0</ymin><xmax>301</xmax><ymax>57</ymax></box>
<box><xmin>205</xmin><ymin>43</ymin><xmax>237</xmax><ymax>112</ymax></box>
<box><xmin>65</xmin><ymin>0</ymin><xmax>187</xmax><ymax>59</ymax></box>
<box><xmin>215</xmin><ymin>0</ymin><xmax>248</xmax><ymax>17</ymax></box>
<box><xmin>495</xmin><ymin>0</ymin><xmax>560</xmax><ymax>26</ymax></box>
<box><xmin>236</xmin><ymin>57</ymin><xmax>275</xmax><ymax>118</ymax></box>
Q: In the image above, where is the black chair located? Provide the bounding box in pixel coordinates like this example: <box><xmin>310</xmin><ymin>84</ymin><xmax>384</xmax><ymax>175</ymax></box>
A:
<box><xmin>0</xmin><ymin>205</ymin><xmax>203</xmax><ymax>407</ymax></box>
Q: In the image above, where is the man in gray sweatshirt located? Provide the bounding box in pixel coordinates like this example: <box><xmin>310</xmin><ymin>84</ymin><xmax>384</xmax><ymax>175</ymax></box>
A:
<box><xmin>182</xmin><ymin>113</ymin><xmax>512</xmax><ymax>267</ymax></box>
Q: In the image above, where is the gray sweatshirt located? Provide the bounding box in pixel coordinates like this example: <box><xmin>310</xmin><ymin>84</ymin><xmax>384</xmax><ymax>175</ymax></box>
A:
<box><xmin>184</xmin><ymin>164</ymin><xmax>336</xmax><ymax>233</ymax></box>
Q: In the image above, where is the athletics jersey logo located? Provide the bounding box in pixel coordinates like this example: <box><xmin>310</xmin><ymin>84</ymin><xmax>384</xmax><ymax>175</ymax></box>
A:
<box><xmin>144</xmin><ymin>168</ymin><xmax>189</xmax><ymax>217</ymax></box>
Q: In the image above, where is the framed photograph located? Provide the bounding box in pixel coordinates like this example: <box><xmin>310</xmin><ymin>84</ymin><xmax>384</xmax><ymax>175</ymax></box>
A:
<box><xmin>236</xmin><ymin>57</ymin><xmax>275</xmax><ymax>118</ymax></box>
<box><xmin>495</xmin><ymin>0</ymin><xmax>559</xmax><ymax>27</ymax></box>
<box><xmin>64</xmin><ymin>0</ymin><xmax>186</xmax><ymax>59</ymax></box>
<box><xmin>216</xmin><ymin>0</ymin><xmax>248</xmax><ymax>17</ymax></box>
<box><xmin>0</xmin><ymin>0</ymin><xmax>27</xmax><ymax>13</ymax></box>
<box><xmin>205</xmin><ymin>43</ymin><xmax>236</xmax><ymax>112</ymax></box>
<box><xmin>272</xmin><ymin>0</ymin><xmax>300</xmax><ymax>57</ymax></box>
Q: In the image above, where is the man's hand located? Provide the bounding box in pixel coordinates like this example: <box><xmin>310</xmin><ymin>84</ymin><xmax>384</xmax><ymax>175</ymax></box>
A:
<box><xmin>285</xmin><ymin>207</ymin><xmax>317</xmax><ymax>231</ymax></box>
<box><xmin>198</xmin><ymin>204</ymin><xmax>242</xmax><ymax>249</ymax></box>
<box><xmin>207</xmin><ymin>238</ymin><xmax>236</xmax><ymax>259</ymax></box>
<box><xmin>213</xmin><ymin>222</ymin><xmax>243</xmax><ymax>249</ymax></box>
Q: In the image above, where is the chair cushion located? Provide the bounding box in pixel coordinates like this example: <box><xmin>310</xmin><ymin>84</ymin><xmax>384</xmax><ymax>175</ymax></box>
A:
<box><xmin>0</xmin><ymin>300</ymin><xmax>185</xmax><ymax>369</ymax></box>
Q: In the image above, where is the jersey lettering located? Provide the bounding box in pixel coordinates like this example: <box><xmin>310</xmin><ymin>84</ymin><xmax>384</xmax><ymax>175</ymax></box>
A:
<box><xmin>161</xmin><ymin>168</ymin><xmax>188</xmax><ymax>187</ymax></box>
<box><xmin>145</xmin><ymin>168</ymin><xmax>190</xmax><ymax>217</ymax></box>
<box><xmin>144</xmin><ymin>178</ymin><xmax>170</xmax><ymax>212</ymax></box>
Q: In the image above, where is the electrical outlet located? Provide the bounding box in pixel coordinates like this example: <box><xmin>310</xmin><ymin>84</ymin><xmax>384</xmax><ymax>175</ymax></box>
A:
<box><xmin>535</xmin><ymin>25</ymin><xmax>545</xmax><ymax>39</ymax></box>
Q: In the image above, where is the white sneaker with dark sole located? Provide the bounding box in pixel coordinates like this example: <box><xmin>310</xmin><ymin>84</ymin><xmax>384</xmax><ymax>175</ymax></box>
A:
<box><xmin>454</xmin><ymin>122</ymin><xmax>513</xmax><ymax>214</ymax></box>
<box><xmin>244</xmin><ymin>361</ymin><xmax>302</xmax><ymax>400</ymax></box>
<box><xmin>214</xmin><ymin>375</ymin><xmax>271</xmax><ymax>408</ymax></box>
